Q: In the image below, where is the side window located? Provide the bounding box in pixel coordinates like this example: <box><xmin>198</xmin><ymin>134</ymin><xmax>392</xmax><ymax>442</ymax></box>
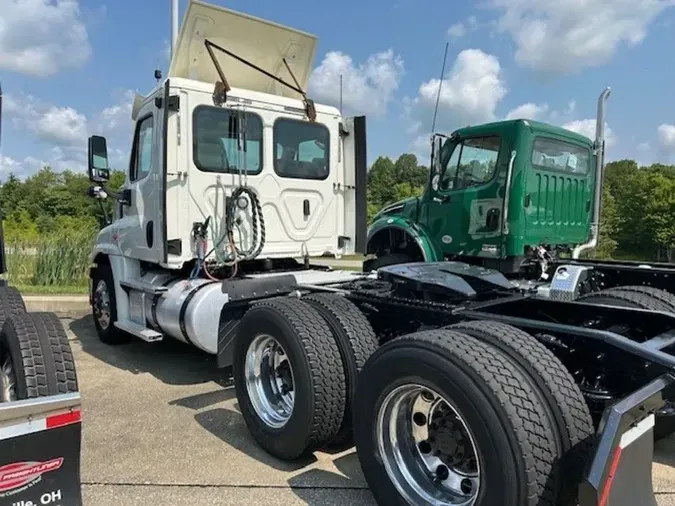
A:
<box><xmin>273</xmin><ymin>118</ymin><xmax>330</xmax><ymax>180</ymax></box>
<box><xmin>193</xmin><ymin>106</ymin><xmax>263</xmax><ymax>174</ymax></box>
<box><xmin>440</xmin><ymin>136</ymin><xmax>500</xmax><ymax>191</ymax></box>
<box><xmin>130</xmin><ymin>115</ymin><xmax>154</xmax><ymax>182</ymax></box>
<box><xmin>531</xmin><ymin>137</ymin><xmax>590</xmax><ymax>174</ymax></box>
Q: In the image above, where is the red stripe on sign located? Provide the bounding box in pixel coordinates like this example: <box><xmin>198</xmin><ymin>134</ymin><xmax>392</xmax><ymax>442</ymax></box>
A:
<box><xmin>46</xmin><ymin>410</ymin><xmax>81</xmax><ymax>429</ymax></box>
<box><xmin>598</xmin><ymin>446</ymin><xmax>623</xmax><ymax>506</ymax></box>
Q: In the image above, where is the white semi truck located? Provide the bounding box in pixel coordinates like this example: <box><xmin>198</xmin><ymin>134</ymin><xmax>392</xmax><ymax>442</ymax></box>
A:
<box><xmin>85</xmin><ymin>2</ymin><xmax>671</xmax><ymax>505</ymax></box>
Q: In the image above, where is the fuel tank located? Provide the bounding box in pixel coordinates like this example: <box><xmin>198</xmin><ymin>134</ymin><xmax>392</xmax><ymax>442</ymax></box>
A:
<box><xmin>140</xmin><ymin>272</ymin><xmax>229</xmax><ymax>354</ymax></box>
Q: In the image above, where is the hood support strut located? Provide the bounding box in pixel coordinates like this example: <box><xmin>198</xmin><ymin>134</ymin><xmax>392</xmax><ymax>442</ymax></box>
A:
<box><xmin>204</xmin><ymin>39</ymin><xmax>317</xmax><ymax>121</ymax></box>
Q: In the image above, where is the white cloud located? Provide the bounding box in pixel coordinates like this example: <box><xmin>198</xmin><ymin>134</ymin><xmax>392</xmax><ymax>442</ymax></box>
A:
<box><xmin>490</xmin><ymin>0</ymin><xmax>674</xmax><ymax>74</ymax></box>
<box><xmin>3</xmin><ymin>93</ymin><xmax>87</xmax><ymax>147</ymax></box>
<box><xmin>0</xmin><ymin>155</ymin><xmax>23</xmax><ymax>179</ymax></box>
<box><xmin>405</xmin><ymin>49</ymin><xmax>507</xmax><ymax>159</ymax></box>
<box><xmin>308</xmin><ymin>49</ymin><xmax>405</xmax><ymax>116</ymax></box>
<box><xmin>36</xmin><ymin>107</ymin><xmax>88</xmax><ymax>145</ymax></box>
<box><xmin>2</xmin><ymin>89</ymin><xmax>135</xmax><ymax>175</ymax></box>
<box><xmin>505</xmin><ymin>102</ymin><xmax>549</xmax><ymax>120</ymax></box>
<box><xmin>448</xmin><ymin>16</ymin><xmax>478</xmax><ymax>39</ymax></box>
<box><xmin>562</xmin><ymin>119</ymin><xmax>616</xmax><ymax>147</ymax></box>
<box><xmin>403</xmin><ymin>49</ymin><xmax>507</xmax><ymax>160</ymax></box>
<box><xmin>97</xmin><ymin>90</ymin><xmax>135</xmax><ymax>133</ymax></box>
<box><xmin>657</xmin><ymin>124</ymin><xmax>675</xmax><ymax>153</ymax></box>
<box><xmin>0</xmin><ymin>154</ymin><xmax>46</xmax><ymax>179</ymax></box>
<box><xmin>416</xmin><ymin>49</ymin><xmax>507</xmax><ymax>129</ymax></box>
<box><xmin>447</xmin><ymin>23</ymin><xmax>466</xmax><ymax>38</ymax></box>
<box><xmin>0</xmin><ymin>0</ymin><xmax>92</xmax><ymax>77</ymax></box>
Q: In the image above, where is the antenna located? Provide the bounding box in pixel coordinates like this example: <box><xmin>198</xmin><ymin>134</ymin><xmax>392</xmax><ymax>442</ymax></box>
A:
<box><xmin>431</xmin><ymin>42</ymin><xmax>449</xmax><ymax>133</ymax></box>
<box><xmin>339</xmin><ymin>74</ymin><xmax>343</xmax><ymax>114</ymax></box>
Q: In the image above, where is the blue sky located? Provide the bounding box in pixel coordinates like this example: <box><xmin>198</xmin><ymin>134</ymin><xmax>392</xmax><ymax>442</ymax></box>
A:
<box><xmin>1</xmin><ymin>0</ymin><xmax>674</xmax><ymax>179</ymax></box>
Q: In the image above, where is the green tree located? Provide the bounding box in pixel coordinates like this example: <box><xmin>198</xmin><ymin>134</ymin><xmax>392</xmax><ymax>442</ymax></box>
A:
<box><xmin>367</xmin><ymin>156</ymin><xmax>397</xmax><ymax>210</ymax></box>
<box><xmin>587</xmin><ymin>186</ymin><xmax>618</xmax><ymax>259</ymax></box>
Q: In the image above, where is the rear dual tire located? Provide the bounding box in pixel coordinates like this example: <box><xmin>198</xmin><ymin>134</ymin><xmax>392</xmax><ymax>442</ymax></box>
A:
<box><xmin>233</xmin><ymin>293</ymin><xmax>379</xmax><ymax>459</ymax></box>
<box><xmin>353</xmin><ymin>326</ymin><xmax>593</xmax><ymax>506</ymax></box>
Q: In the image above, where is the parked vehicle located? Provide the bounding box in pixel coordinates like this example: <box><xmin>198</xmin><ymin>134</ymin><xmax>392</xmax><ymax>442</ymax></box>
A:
<box><xmin>84</xmin><ymin>2</ymin><xmax>671</xmax><ymax>504</ymax></box>
<box><xmin>0</xmin><ymin>82</ymin><xmax>83</xmax><ymax>506</ymax></box>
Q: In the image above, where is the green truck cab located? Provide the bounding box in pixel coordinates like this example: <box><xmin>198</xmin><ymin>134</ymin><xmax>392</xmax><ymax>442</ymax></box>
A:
<box><xmin>365</xmin><ymin>89</ymin><xmax>611</xmax><ymax>278</ymax></box>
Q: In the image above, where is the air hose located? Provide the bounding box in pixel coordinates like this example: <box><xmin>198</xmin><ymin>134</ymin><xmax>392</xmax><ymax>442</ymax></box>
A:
<box><xmin>224</xmin><ymin>185</ymin><xmax>265</xmax><ymax>261</ymax></box>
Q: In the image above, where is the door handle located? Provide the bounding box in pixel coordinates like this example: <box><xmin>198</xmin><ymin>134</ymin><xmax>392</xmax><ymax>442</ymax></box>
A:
<box><xmin>433</xmin><ymin>195</ymin><xmax>450</xmax><ymax>203</ymax></box>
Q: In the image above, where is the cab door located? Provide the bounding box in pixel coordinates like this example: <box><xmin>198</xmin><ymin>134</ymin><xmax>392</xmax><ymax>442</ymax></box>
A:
<box><xmin>422</xmin><ymin>134</ymin><xmax>506</xmax><ymax>258</ymax></box>
<box><xmin>115</xmin><ymin>89</ymin><xmax>166</xmax><ymax>263</ymax></box>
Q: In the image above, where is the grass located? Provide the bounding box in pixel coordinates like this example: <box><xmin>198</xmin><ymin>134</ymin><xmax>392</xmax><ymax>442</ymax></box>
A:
<box><xmin>12</xmin><ymin>284</ymin><xmax>89</xmax><ymax>295</ymax></box>
<box><xmin>2</xmin><ymin>231</ymin><xmax>96</xmax><ymax>293</ymax></box>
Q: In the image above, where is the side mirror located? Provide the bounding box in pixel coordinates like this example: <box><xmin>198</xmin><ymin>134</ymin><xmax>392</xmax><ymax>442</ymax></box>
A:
<box><xmin>88</xmin><ymin>135</ymin><xmax>110</xmax><ymax>183</ymax></box>
<box><xmin>429</xmin><ymin>134</ymin><xmax>444</xmax><ymax>191</ymax></box>
<box><xmin>431</xmin><ymin>135</ymin><xmax>443</xmax><ymax>175</ymax></box>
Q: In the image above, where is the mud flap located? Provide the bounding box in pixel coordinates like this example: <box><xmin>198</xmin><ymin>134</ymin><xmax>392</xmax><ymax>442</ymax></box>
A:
<box><xmin>0</xmin><ymin>393</ymin><xmax>82</xmax><ymax>506</ymax></box>
<box><xmin>578</xmin><ymin>374</ymin><xmax>673</xmax><ymax>506</ymax></box>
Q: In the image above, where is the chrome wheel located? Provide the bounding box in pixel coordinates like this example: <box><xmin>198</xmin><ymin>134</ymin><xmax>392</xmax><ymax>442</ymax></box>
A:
<box><xmin>244</xmin><ymin>334</ymin><xmax>295</xmax><ymax>429</ymax></box>
<box><xmin>93</xmin><ymin>279</ymin><xmax>111</xmax><ymax>330</ymax></box>
<box><xmin>0</xmin><ymin>346</ymin><xmax>16</xmax><ymax>403</ymax></box>
<box><xmin>377</xmin><ymin>384</ymin><xmax>481</xmax><ymax>506</ymax></box>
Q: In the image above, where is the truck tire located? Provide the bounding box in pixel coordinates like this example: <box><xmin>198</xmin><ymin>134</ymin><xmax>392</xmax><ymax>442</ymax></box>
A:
<box><xmin>302</xmin><ymin>292</ymin><xmax>379</xmax><ymax>446</ymax></box>
<box><xmin>577</xmin><ymin>287</ymin><xmax>673</xmax><ymax>312</ymax></box>
<box><xmin>448</xmin><ymin>320</ymin><xmax>594</xmax><ymax>505</ymax></box>
<box><xmin>0</xmin><ymin>312</ymin><xmax>78</xmax><ymax>403</ymax></box>
<box><xmin>91</xmin><ymin>263</ymin><xmax>130</xmax><ymax>345</ymax></box>
<box><xmin>232</xmin><ymin>297</ymin><xmax>346</xmax><ymax>460</ymax></box>
<box><xmin>601</xmin><ymin>285</ymin><xmax>675</xmax><ymax>312</ymax></box>
<box><xmin>0</xmin><ymin>285</ymin><xmax>26</xmax><ymax>328</ymax></box>
<box><xmin>353</xmin><ymin>328</ymin><xmax>560</xmax><ymax>506</ymax></box>
<box><xmin>578</xmin><ymin>287</ymin><xmax>675</xmax><ymax>440</ymax></box>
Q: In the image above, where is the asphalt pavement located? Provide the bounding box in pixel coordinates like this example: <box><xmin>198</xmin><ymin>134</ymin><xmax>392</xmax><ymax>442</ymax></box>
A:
<box><xmin>60</xmin><ymin>315</ymin><xmax>675</xmax><ymax>505</ymax></box>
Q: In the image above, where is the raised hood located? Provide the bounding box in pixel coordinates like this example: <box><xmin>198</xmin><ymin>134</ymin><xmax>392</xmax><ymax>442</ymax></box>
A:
<box><xmin>168</xmin><ymin>0</ymin><xmax>318</xmax><ymax>99</ymax></box>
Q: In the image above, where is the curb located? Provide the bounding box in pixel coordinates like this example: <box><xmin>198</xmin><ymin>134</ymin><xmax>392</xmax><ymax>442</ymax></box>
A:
<box><xmin>23</xmin><ymin>295</ymin><xmax>90</xmax><ymax>317</ymax></box>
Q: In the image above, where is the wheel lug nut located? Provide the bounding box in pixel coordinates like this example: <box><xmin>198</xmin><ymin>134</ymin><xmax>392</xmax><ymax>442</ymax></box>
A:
<box><xmin>461</xmin><ymin>479</ymin><xmax>473</xmax><ymax>494</ymax></box>
<box><xmin>436</xmin><ymin>464</ymin><xmax>449</xmax><ymax>481</ymax></box>
<box><xmin>422</xmin><ymin>391</ymin><xmax>435</xmax><ymax>402</ymax></box>
<box><xmin>413</xmin><ymin>412</ymin><xmax>427</xmax><ymax>426</ymax></box>
<box><xmin>418</xmin><ymin>441</ymin><xmax>431</xmax><ymax>454</ymax></box>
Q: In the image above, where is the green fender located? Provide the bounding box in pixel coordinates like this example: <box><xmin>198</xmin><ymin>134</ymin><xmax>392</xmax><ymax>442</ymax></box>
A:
<box><xmin>366</xmin><ymin>215</ymin><xmax>442</xmax><ymax>262</ymax></box>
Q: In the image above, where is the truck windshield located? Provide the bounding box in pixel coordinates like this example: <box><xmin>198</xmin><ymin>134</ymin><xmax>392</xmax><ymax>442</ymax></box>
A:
<box><xmin>193</xmin><ymin>106</ymin><xmax>263</xmax><ymax>174</ymax></box>
<box><xmin>531</xmin><ymin>137</ymin><xmax>591</xmax><ymax>175</ymax></box>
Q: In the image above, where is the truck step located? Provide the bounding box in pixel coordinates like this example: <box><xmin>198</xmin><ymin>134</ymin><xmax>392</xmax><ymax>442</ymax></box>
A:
<box><xmin>115</xmin><ymin>321</ymin><xmax>163</xmax><ymax>342</ymax></box>
<box><xmin>119</xmin><ymin>279</ymin><xmax>168</xmax><ymax>295</ymax></box>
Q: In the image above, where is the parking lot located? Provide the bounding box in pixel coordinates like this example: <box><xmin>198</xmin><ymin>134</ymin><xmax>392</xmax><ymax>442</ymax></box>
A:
<box><xmin>62</xmin><ymin>314</ymin><xmax>675</xmax><ymax>505</ymax></box>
